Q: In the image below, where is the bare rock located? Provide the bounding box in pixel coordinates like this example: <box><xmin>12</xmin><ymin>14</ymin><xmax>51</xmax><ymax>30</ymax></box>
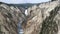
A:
<box><xmin>0</xmin><ymin>4</ymin><xmax>26</xmax><ymax>34</ymax></box>
<box><xmin>22</xmin><ymin>1</ymin><xmax>60</xmax><ymax>34</ymax></box>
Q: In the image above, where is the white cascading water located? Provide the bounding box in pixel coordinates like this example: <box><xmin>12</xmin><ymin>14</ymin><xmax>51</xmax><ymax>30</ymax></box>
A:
<box><xmin>25</xmin><ymin>9</ymin><xmax>28</xmax><ymax>16</ymax></box>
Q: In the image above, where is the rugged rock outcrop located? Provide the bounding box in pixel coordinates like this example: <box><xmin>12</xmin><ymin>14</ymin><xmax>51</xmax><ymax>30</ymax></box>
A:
<box><xmin>22</xmin><ymin>0</ymin><xmax>60</xmax><ymax>34</ymax></box>
<box><xmin>0</xmin><ymin>4</ymin><xmax>26</xmax><ymax>34</ymax></box>
<box><xmin>0</xmin><ymin>0</ymin><xmax>60</xmax><ymax>34</ymax></box>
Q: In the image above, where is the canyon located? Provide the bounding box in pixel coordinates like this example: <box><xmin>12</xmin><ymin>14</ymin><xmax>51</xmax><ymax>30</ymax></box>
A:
<box><xmin>0</xmin><ymin>0</ymin><xmax>60</xmax><ymax>34</ymax></box>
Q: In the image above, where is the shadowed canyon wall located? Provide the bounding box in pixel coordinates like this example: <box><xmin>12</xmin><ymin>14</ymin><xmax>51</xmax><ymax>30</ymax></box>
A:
<box><xmin>0</xmin><ymin>4</ymin><xmax>26</xmax><ymax>34</ymax></box>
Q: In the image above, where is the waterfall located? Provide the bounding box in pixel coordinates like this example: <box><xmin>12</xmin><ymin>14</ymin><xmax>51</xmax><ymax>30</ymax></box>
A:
<box><xmin>25</xmin><ymin>9</ymin><xmax>28</xmax><ymax>16</ymax></box>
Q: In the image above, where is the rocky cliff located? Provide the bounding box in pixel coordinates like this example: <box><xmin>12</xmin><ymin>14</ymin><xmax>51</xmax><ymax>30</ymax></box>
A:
<box><xmin>0</xmin><ymin>4</ymin><xmax>26</xmax><ymax>34</ymax></box>
<box><xmin>0</xmin><ymin>0</ymin><xmax>60</xmax><ymax>34</ymax></box>
<box><xmin>22</xmin><ymin>0</ymin><xmax>60</xmax><ymax>34</ymax></box>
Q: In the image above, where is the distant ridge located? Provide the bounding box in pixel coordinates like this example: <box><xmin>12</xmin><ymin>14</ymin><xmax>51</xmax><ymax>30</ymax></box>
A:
<box><xmin>0</xmin><ymin>2</ymin><xmax>39</xmax><ymax>9</ymax></box>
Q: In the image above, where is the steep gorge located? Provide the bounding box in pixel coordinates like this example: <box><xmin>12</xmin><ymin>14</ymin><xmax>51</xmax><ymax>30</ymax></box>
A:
<box><xmin>0</xmin><ymin>0</ymin><xmax>60</xmax><ymax>34</ymax></box>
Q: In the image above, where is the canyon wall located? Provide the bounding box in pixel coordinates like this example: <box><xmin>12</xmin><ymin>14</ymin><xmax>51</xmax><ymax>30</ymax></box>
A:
<box><xmin>22</xmin><ymin>0</ymin><xmax>60</xmax><ymax>34</ymax></box>
<box><xmin>0</xmin><ymin>4</ymin><xmax>26</xmax><ymax>34</ymax></box>
<box><xmin>0</xmin><ymin>0</ymin><xmax>60</xmax><ymax>34</ymax></box>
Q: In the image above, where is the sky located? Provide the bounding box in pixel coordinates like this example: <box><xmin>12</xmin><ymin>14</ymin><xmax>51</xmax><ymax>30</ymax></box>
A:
<box><xmin>0</xmin><ymin>0</ymin><xmax>51</xmax><ymax>4</ymax></box>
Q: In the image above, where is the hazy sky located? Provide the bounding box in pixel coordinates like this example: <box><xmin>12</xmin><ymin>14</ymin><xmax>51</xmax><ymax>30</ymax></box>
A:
<box><xmin>0</xmin><ymin>0</ymin><xmax>50</xmax><ymax>4</ymax></box>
